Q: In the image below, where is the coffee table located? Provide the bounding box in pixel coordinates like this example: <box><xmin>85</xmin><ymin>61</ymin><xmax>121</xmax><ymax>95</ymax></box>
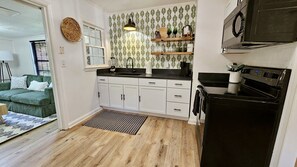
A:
<box><xmin>0</xmin><ymin>103</ymin><xmax>8</xmax><ymax>123</ymax></box>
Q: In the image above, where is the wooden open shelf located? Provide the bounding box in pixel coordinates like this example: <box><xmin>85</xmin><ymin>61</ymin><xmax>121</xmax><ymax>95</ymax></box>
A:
<box><xmin>151</xmin><ymin>52</ymin><xmax>194</xmax><ymax>55</ymax></box>
<box><xmin>151</xmin><ymin>37</ymin><xmax>194</xmax><ymax>42</ymax></box>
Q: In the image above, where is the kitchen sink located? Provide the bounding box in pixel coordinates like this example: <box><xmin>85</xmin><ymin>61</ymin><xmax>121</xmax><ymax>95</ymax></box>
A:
<box><xmin>115</xmin><ymin>72</ymin><xmax>143</xmax><ymax>76</ymax></box>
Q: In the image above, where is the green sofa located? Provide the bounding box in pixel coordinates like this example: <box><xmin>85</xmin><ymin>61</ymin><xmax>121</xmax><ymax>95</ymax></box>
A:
<box><xmin>0</xmin><ymin>75</ymin><xmax>56</xmax><ymax>118</ymax></box>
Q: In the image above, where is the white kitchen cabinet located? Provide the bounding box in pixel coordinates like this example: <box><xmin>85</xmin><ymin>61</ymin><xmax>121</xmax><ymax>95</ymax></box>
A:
<box><xmin>98</xmin><ymin>83</ymin><xmax>110</xmax><ymax>107</ymax></box>
<box><xmin>139</xmin><ymin>78</ymin><xmax>167</xmax><ymax>87</ymax></box>
<box><xmin>98</xmin><ymin>76</ymin><xmax>192</xmax><ymax>120</ymax></box>
<box><xmin>124</xmin><ymin>85</ymin><xmax>139</xmax><ymax>110</ymax></box>
<box><xmin>109</xmin><ymin>84</ymin><xmax>124</xmax><ymax>109</ymax></box>
<box><xmin>97</xmin><ymin>76</ymin><xmax>109</xmax><ymax>83</ymax></box>
<box><xmin>166</xmin><ymin>80</ymin><xmax>191</xmax><ymax>118</ymax></box>
<box><xmin>139</xmin><ymin>86</ymin><xmax>166</xmax><ymax>114</ymax></box>
<box><xmin>167</xmin><ymin>88</ymin><xmax>191</xmax><ymax>103</ymax></box>
<box><xmin>167</xmin><ymin>102</ymin><xmax>189</xmax><ymax>117</ymax></box>
<box><xmin>108</xmin><ymin>77</ymin><xmax>139</xmax><ymax>110</ymax></box>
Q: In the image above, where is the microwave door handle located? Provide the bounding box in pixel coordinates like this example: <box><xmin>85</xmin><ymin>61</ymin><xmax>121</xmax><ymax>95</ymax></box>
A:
<box><xmin>232</xmin><ymin>12</ymin><xmax>245</xmax><ymax>37</ymax></box>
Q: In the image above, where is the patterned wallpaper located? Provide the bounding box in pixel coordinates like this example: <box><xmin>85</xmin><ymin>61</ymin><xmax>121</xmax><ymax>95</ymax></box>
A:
<box><xmin>108</xmin><ymin>3</ymin><xmax>196</xmax><ymax>69</ymax></box>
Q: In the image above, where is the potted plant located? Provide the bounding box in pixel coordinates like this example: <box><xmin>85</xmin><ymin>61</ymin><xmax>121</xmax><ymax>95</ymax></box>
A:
<box><xmin>167</xmin><ymin>28</ymin><xmax>172</xmax><ymax>38</ymax></box>
<box><xmin>227</xmin><ymin>63</ymin><xmax>245</xmax><ymax>83</ymax></box>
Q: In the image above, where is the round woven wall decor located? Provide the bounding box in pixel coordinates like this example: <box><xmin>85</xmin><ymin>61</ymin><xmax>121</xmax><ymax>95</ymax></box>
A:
<box><xmin>60</xmin><ymin>17</ymin><xmax>82</xmax><ymax>42</ymax></box>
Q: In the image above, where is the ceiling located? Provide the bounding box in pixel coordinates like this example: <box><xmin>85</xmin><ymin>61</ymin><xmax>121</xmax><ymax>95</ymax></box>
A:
<box><xmin>0</xmin><ymin>0</ymin><xmax>195</xmax><ymax>38</ymax></box>
<box><xmin>91</xmin><ymin>0</ymin><xmax>196</xmax><ymax>12</ymax></box>
<box><xmin>0</xmin><ymin>0</ymin><xmax>44</xmax><ymax>39</ymax></box>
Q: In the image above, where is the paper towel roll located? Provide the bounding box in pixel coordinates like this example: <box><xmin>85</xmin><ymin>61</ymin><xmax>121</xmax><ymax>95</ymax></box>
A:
<box><xmin>146</xmin><ymin>61</ymin><xmax>152</xmax><ymax>75</ymax></box>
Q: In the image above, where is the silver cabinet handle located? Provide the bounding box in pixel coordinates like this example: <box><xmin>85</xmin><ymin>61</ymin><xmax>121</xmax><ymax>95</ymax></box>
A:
<box><xmin>121</xmin><ymin>94</ymin><xmax>123</xmax><ymax>100</ymax></box>
<box><xmin>175</xmin><ymin>83</ymin><xmax>183</xmax><ymax>86</ymax></box>
<box><xmin>148</xmin><ymin>82</ymin><xmax>156</xmax><ymax>84</ymax></box>
<box><xmin>174</xmin><ymin>95</ymin><xmax>182</xmax><ymax>98</ymax></box>
<box><xmin>99</xmin><ymin>79</ymin><xmax>105</xmax><ymax>81</ymax></box>
<box><xmin>174</xmin><ymin>108</ymin><xmax>181</xmax><ymax>112</ymax></box>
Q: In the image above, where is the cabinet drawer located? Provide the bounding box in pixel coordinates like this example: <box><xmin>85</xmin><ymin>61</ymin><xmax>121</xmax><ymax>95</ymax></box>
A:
<box><xmin>167</xmin><ymin>88</ymin><xmax>190</xmax><ymax>103</ymax></box>
<box><xmin>109</xmin><ymin>77</ymin><xmax>138</xmax><ymax>85</ymax></box>
<box><xmin>167</xmin><ymin>102</ymin><xmax>189</xmax><ymax>117</ymax></box>
<box><xmin>167</xmin><ymin>80</ymin><xmax>191</xmax><ymax>89</ymax></box>
<box><xmin>97</xmin><ymin>76</ymin><xmax>109</xmax><ymax>83</ymax></box>
<box><xmin>139</xmin><ymin>79</ymin><xmax>167</xmax><ymax>87</ymax></box>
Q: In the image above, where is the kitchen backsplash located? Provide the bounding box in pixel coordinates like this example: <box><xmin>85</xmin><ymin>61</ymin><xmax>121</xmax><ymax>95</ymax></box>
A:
<box><xmin>108</xmin><ymin>2</ymin><xmax>196</xmax><ymax>69</ymax></box>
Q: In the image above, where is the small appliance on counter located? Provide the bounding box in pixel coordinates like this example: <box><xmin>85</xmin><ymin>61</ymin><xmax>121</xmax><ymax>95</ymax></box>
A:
<box><xmin>180</xmin><ymin>61</ymin><xmax>190</xmax><ymax>76</ymax></box>
<box><xmin>110</xmin><ymin>57</ymin><xmax>116</xmax><ymax>72</ymax></box>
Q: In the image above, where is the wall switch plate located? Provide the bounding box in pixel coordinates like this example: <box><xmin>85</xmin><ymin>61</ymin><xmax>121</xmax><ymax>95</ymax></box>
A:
<box><xmin>61</xmin><ymin>60</ymin><xmax>66</xmax><ymax>68</ymax></box>
<box><xmin>59</xmin><ymin>46</ymin><xmax>64</xmax><ymax>54</ymax></box>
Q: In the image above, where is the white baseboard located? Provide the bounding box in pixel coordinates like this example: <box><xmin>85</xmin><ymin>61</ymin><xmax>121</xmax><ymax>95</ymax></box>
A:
<box><xmin>68</xmin><ymin>107</ymin><xmax>103</xmax><ymax>128</ymax></box>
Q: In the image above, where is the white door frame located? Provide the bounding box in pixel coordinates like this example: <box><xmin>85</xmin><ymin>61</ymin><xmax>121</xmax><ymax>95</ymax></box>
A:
<box><xmin>20</xmin><ymin>0</ymin><xmax>69</xmax><ymax>129</ymax></box>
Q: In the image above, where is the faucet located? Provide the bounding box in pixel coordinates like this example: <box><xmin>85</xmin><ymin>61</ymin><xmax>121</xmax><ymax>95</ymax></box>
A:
<box><xmin>126</xmin><ymin>57</ymin><xmax>135</xmax><ymax>72</ymax></box>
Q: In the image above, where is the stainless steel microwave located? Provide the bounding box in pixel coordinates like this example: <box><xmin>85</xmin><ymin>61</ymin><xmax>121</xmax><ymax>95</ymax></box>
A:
<box><xmin>222</xmin><ymin>0</ymin><xmax>297</xmax><ymax>50</ymax></box>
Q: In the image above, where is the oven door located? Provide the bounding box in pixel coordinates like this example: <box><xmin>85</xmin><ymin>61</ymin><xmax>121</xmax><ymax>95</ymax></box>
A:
<box><xmin>196</xmin><ymin>85</ymin><xmax>206</xmax><ymax>159</ymax></box>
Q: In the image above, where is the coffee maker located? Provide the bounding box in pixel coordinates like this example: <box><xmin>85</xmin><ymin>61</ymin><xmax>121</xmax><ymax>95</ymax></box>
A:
<box><xmin>180</xmin><ymin>61</ymin><xmax>190</xmax><ymax>76</ymax></box>
<box><xmin>110</xmin><ymin>57</ymin><xmax>116</xmax><ymax>72</ymax></box>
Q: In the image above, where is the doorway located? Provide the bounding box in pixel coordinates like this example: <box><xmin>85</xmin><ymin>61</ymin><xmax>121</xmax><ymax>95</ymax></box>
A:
<box><xmin>0</xmin><ymin>0</ymin><xmax>61</xmax><ymax>144</ymax></box>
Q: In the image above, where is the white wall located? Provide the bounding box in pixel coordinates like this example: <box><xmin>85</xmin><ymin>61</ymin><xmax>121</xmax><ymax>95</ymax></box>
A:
<box><xmin>0</xmin><ymin>38</ymin><xmax>13</xmax><ymax>51</ymax></box>
<box><xmin>45</xmin><ymin>0</ymin><xmax>104</xmax><ymax>127</ymax></box>
<box><xmin>189</xmin><ymin>0</ymin><xmax>231</xmax><ymax>123</ymax></box>
<box><xmin>10</xmin><ymin>35</ymin><xmax>45</xmax><ymax>76</ymax></box>
<box><xmin>23</xmin><ymin>0</ymin><xmax>105</xmax><ymax>128</ymax></box>
<box><xmin>0</xmin><ymin>38</ymin><xmax>14</xmax><ymax>79</ymax></box>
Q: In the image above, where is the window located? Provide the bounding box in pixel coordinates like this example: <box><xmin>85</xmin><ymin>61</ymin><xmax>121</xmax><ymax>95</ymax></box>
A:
<box><xmin>83</xmin><ymin>23</ymin><xmax>105</xmax><ymax>69</ymax></box>
<box><xmin>30</xmin><ymin>40</ymin><xmax>51</xmax><ymax>76</ymax></box>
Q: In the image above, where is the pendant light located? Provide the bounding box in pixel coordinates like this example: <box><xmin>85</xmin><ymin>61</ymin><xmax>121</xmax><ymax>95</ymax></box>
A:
<box><xmin>124</xmin><ymin>15</ymin><xmax>136</xmax><ymax>31</ymax></box>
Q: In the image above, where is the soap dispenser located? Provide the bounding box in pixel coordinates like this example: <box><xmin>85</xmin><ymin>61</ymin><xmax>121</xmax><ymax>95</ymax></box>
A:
<box><xmin>145</xmin><ymin>61</ymin><xmax>152</xmax><ymax>75</ymax></box>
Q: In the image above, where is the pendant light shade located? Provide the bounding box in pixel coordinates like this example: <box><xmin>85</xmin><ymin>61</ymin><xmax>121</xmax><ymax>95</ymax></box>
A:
<box><xmin>124</xmin><ymin>15</ymin><xmax>136</xmax><ymax>31</ymax></box>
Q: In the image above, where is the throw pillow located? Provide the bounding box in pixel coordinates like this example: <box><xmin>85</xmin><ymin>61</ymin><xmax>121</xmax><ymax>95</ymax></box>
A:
<box><xmin>28</xmin><ymin>80</ymin><xmax>49</xmax><ymax>91</ymax></box>
<box><xmin>10</xmin><ymin>76</ymin><xmax>27</xmax><ymax>89</ymax></box>
<box><xmin>48</xmin><ymin>82</ymin><xmax>53</xmax><ymax>88</ymax></box>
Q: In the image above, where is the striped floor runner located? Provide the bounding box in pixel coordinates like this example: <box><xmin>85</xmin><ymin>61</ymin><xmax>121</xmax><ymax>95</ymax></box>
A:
<box><xmin>84</xmin><ymin>110</ymin><xmax>147</xmax><ymax>135</ymax></box>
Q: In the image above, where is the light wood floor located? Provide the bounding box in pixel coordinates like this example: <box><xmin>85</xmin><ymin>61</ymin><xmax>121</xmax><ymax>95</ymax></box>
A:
<box><xmin>0</xmin><ymin>116</ymin><xmax>199</xmax><ymax>167</ymax></box>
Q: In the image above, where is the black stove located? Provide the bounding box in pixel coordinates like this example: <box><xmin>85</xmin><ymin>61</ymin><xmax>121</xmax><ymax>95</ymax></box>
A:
<box><xmin>193</xmin><ymin>66</ymin><xmax>291</xmax><ymax>167</ymax></box>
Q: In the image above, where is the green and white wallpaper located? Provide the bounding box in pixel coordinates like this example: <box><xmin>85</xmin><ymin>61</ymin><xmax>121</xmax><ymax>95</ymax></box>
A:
<box><xmin>109</xmin><ymin>3</ymin><xmax>196</xmax><ymax>69</ymax></box>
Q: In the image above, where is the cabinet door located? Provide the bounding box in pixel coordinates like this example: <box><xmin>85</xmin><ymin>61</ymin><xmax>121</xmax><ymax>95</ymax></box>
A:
<box><xmin>124</xmin><ymin>85</ymin><xmax>139</xmax><ymax>111</ymax></box>
<box><xmin>109</xmin><ymin>84</ymin><xmax>123</xmax><ymax>109</ymax></box>
<box><xmin>98</xmin><ymin>83</ymin><xmax>109</xmax><ymax>107</ymax></box>
<box><xmin>139</xmin><ymin>86</ymin><xmax>166</xmax><ymax>114</ymax></box>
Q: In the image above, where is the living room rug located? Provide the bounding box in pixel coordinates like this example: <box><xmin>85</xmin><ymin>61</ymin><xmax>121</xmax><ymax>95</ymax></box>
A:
<box><xmin>0</xmin><ymin>112</ymin><xmax>57</xmax><ymax>144</ymax></box>
<box><xmin>84</xmin><ymin>110</ymin><xmax>147</xmax><ymax>135</ymax></box>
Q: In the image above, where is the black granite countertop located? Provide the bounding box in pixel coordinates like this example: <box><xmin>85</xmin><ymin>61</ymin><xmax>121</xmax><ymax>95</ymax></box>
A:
<box><xmin>198</xmin><ymin>73</ymin><xmax>230</xmax><ymax>87</ymax></box>
<box><xmin>97</xmin><ymin>68</ymin><xmax>192</xmax><ymax>81</ymax></box>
